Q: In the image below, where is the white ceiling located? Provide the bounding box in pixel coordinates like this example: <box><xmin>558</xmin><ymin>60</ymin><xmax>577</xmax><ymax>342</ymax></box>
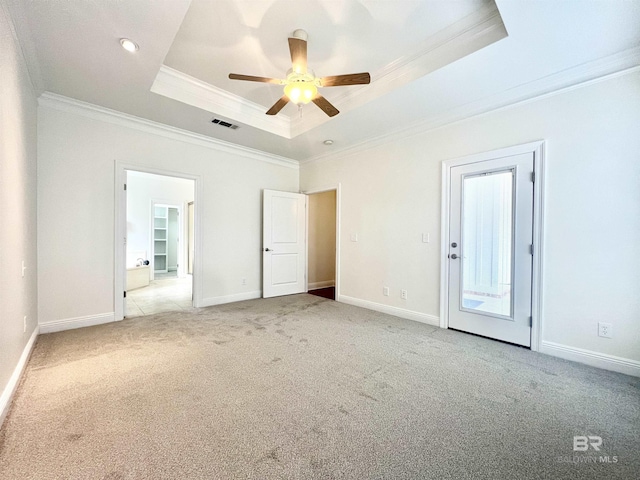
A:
<box><xmin>6</xmin><ymin>0</ymin><xmax>640</xmax><ymax>162</ymax></box>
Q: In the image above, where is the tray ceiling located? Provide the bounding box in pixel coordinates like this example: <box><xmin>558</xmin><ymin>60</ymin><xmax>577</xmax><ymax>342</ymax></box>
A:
<box><xmin>6</xmin><ymin>0</ymin><xmax>640</xmax><ymax>161</ymax></box>
<box><xmin>153</xmin><ymin>0</ymin><xmax>505</xmax><ymax>138</ymax></box>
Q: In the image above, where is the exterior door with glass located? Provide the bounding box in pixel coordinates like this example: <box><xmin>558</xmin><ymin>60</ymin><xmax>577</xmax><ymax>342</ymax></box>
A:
<box><xmin>448</xmin><ymin>153</ymin><xmax>534</xmax><ymax>347</ymax></box>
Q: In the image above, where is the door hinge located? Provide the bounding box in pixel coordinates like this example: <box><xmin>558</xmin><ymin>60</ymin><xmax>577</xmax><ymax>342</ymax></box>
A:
<box><xmin>529</xmin><ymin>244</ymin><xmax>534</xmax><ymax>256</ymax></box>
<box><xmin>124</xmin><ymin>183</ymin><xmax>127</xmax><ymax>190</ymax></box>
<box><xmin>124</xmin><ymin>291</ymin><xmax>127</xmax><ymax>298</ymax></box>
<box><xmin>530</xmin><ymin>172</ymin><xmax>535</xmax><ymax>183</ymax></box>
<box><xmin>529</xmin><ymin>316</ymin><xmax>533</xmax><ymax>326</ymax></box>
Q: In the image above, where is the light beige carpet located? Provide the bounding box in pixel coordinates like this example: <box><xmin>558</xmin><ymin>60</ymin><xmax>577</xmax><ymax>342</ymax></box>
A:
<box><xmin>0</xmin><ymin>294</ymin><xmax>638</xmax><ymax>479</ymax></box>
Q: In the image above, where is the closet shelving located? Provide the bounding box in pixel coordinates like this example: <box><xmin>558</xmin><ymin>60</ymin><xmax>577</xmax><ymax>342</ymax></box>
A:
<box><xmin>153</xmin><ymin>206</ymin><xmax>168</xmax><ymax>273</ymax></box>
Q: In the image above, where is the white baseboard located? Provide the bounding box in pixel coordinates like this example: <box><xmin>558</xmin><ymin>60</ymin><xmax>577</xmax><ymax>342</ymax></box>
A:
<box><xmin>540</xmin><ymin>341</ymin><xmax>640</xmax><ymax>377</ymax></box>
<box><xmin>308</xmin><ymin>281</ymin><xmax>335</xmax><ymax>290</ymax></box>
<box><xmin>0</xmin><ymin>326</ymin><xmax>39</xmax><ymax>428</ymax></box>
<box><xmin>39</xmin><ymin>312</ymin><xmax>115</xmax><ymax>334</ymax></box>
<box><xmin>337</xmin><ymin>295</ymin><xmax>440</xmax><ymax>327</ymax></box>
<box><xmin>200</xmin><ymin>290</ymin><xmax>262</xmax><ymax>308</ymax></box>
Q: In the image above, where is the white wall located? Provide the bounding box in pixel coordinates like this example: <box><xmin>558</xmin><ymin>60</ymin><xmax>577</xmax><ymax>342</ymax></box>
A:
<box><xmin>301</xmin><ymin>71</ymin><xmax>640</xmax><ymax>367</ymax></box>
<box><xmin>37</xmin><ymin>104</ymin><xmax>298</xmax><ymax>325</ymax></box>
<box><xmin>0</xmin><ymin>4</ymin><xmax>39</xmax><ymax>423</ymax></box>
<box><xmin>308</xmin><ymin>191</ymin><xmax>336</xmax><ymax>288</ymax></box>
<box><xmin>126</xmin><ymin>171</ymin><xmax>194</xmax><ymax>273</ymax></box>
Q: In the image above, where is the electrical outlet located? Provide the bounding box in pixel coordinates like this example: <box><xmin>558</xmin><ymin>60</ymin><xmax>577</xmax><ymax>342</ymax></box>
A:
<box><xmin>350</xmin><ymin>233</ymin><xmax>359</xmax><ymax>242</ymax></box>
<box><xmin>383</xmin><ymin>286</ymin><xmax>389</xmax><ymax>296</ymax></box>
<box><xmin>401</xmin><ymin>289</ymin><xmax>407</xmax><ymax>300</ymax></box>
<box><xmin>23</xmin><ymin>316</ymin><xmax>27</xmax><ymax>333</ymax></box>
<box><xmin>422</xmin><ymin>233</ymin><xmax>430</xmax><ymax>243</ymax></box>
<box><xmin>598</xmin><ymin>322</ymin><xmax>612</xmax><ymax>338</ymax></box>
<box><xmin>241</xmin><ymin>278</ymin><xmax>247</xmax><ymax>285</ymax></box>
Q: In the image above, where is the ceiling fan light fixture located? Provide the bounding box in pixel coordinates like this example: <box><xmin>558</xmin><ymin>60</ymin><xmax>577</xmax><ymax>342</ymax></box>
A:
<box><xmin>284</xmin><ymin>81</ymin><xmax>317</xmax><ymax>105</ymax></box>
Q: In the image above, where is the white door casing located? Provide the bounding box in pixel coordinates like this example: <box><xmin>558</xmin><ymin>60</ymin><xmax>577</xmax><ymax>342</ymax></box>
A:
<box><xmin>263</xmin><ymin>189</ymin><xmax>307</xmax><ymax>298</ymax></box>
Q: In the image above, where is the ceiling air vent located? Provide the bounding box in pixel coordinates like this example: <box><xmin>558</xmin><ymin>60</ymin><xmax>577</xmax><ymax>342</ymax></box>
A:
<box><xmin>211</xmin><ymin>118</ymin><xmax>239</xmax><ymax>129</ymax></box>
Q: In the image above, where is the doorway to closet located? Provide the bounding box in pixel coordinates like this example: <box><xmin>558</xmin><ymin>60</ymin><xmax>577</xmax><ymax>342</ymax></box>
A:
<box><xmin>307</xmin><ymin>190</ymin><xmax>337</xmax><ymax>300</ymax></box>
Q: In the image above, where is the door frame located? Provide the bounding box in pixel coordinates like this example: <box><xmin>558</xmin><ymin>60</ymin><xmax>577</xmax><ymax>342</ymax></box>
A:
<box><xmin>114</xmin><ymin>162</ymin><xmax>202</xmax><ymax>321</ymax></box>
<box><xmin>302</xmin><ymin>184</ymin><xmax>342</xmax><ymax>300</ymax></box>
<box><xmin>439</xmin><ymin>141</ymin><xmax>545</xmax><ymax>351</ymax></box>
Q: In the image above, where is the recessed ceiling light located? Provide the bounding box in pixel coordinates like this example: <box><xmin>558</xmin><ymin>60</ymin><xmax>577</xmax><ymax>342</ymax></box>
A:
<box><xmin>120</xmin><ymin>38</ymin><xmax>139</xmax><ymax>53</ymax></box>
<box><xmin>323</xmin><ymin>139</ymin><xmax>334</xmax><ymax>145</ymax></box>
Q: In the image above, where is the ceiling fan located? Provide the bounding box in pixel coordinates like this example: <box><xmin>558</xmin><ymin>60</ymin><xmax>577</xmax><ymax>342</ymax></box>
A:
<box><xmin>228</xmin><ymin>29</ymin><xmax>370</xmax><ymax>117</ymax></box>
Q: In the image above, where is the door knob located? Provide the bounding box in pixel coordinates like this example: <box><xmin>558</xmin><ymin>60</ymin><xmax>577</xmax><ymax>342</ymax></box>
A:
<box><xmin>450</xmin><ymin>253</ymin><xmax>459</xmax><ymax>259</ymax></box>
<box><xmin>451</xmin><ymin>242</ymin><xmax>458</xmax><ymax>248</ymax></box>
<box><xmin>264</xmin><ymin>248</ymin><xmax>272</xmax><ymax>252</ymax></box>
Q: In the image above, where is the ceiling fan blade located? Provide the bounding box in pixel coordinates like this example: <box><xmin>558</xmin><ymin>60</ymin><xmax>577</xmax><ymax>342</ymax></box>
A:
<box><xmin>229</xmin><ymin>73</ymin><xmax>282</xmax><ymax>84</ymax></box>
<box><xmin>312</xmin><ymin>95</ymin><xmax>339</xmax><ymax>117</ymax></box>
<box><xmin>266</xmin><ymin>95</ymin><xmax>290</xmax><ymax>115</ymax></box>
<box><xmin>288</xmin><ymin>37</ymin><xmax>307</xmax><ymax>74</ymax></box>
<box><xmin>320</xmin><ymin>73</ymin><xmax>371</xmax><ymax>87</ymax></box>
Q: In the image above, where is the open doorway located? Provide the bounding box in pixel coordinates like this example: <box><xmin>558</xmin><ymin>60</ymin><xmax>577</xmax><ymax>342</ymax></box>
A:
<box><xmin>125</xmin><ymin>171</ymin><xmax>195</xmax><ymax>317</ymax></box>
<box><xmin>307</xmin><ymin>190</ymin><xmax>337</xmax><ymax>300</ymax></box>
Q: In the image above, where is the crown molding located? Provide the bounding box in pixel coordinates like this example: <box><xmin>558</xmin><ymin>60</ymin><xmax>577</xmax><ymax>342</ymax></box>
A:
<box><xmin>151</xmin><ymin>65</ymin><xmax>291</xmax><ymax>138</ymax></box>
<box><xmin>37</xmin><ymin>92</ymin><xmax>299</xmax><ymax>170</ymax></box>
<box><xmin>373</xmin><ymin>3</ymin><xmax>504</xmax><ymax>86</ymax></box>
<box><xmin>300</xmin><ymin>47</ymin><xmax>640</xmax><ymax>166</ymax></box>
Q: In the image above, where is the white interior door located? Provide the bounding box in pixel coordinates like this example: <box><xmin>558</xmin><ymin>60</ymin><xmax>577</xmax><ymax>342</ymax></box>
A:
<box><xmin>448</xmin><ymin>153</ymin><xmax>534</xmax><ymax>347</ymax></box>
<box><xmin>263</xmin><ymin>189</ymin><xmax>306</xmax><ymax>298</ymax></box>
